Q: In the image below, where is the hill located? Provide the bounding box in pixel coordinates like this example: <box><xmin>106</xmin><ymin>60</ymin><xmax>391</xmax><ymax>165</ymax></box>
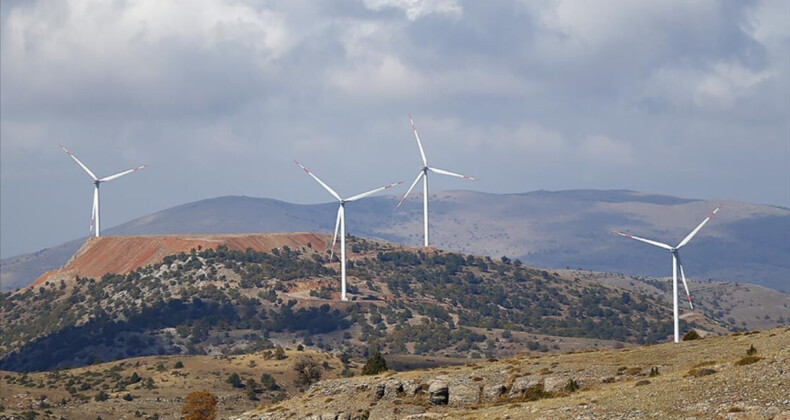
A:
<box><xmin>235</xmin><ymin>328</ymin><xmax>790</xmax><ymax>420</ymax></box>
<box><xmin>2</xmin><ymin>190</ymin><xmax>789</xmax><ymax>292</ymax></box>
<box><xmin>2</xmin><ymin>328</ymin><xmax>786</xmax><ymax>420</ymax></box>
<box><xmin>1</xmin><ymin>234</ymin><xmax>787</xmax><ymax>374</ymax></box>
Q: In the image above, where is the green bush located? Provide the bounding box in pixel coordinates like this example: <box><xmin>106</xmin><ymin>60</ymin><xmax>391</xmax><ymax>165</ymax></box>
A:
<box><xmin>361</xmin><ymin>353</ymin><xmax>388</xmax><ymax>376</ymax></box>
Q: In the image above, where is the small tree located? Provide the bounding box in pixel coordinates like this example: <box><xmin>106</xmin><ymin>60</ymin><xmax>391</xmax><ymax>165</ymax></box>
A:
<box><xmin>181</xmin><ymin>391</ymin><xmax>217</xmax><ymax>420</ymax></box>
<box><xmin>94</xmin><ymin>390</ymin><xmax>109</xmax><ymax>402</ymax></box>
<box><xmin>293</xmin><ymin>356</ymin><xmax>322</xmax><ymax>387</ymax></box>
<box><xmin>260</xmin><ymin>373</ymin><xmax>279</xmax><ymax>391</ymax></box>
<box><xmin>746</xmin><ymin>344</ymin><xmax>757</xmax><ymax>356</ymax></box>
<box><xmin>226</xmin><ymin>372</ymin><xmax>242</xmax><ymax>388</ymax></box>
<box><xmin>361</xmin><ymin>352</ymin><xmax>388</xmax><ymax>376</ymax></box>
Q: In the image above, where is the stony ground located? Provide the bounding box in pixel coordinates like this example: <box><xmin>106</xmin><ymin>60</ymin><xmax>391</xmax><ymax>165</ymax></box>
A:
<box><xmin>237</xmin><ymin>328</ymin><xmax>790</xmax><ymax>420</ymax></box>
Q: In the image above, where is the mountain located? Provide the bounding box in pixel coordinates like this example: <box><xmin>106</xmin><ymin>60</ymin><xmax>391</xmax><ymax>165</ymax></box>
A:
<box><xmin>2</xmin><ymin>190</ymin><xmax>789</xmax><ymax>292</ymax></box>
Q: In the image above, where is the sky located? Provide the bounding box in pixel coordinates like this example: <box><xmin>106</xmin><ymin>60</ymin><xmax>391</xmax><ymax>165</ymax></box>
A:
<box><xmin>1</xmin><ymin>0</ymin><xmax>788</xmax><ymax>259</ymax></box>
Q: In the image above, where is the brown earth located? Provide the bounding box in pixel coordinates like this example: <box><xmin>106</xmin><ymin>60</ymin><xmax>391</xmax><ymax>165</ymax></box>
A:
<box><xmin>25</xmin><ymin>233</ymin><xmax>328</xmax><ymax>291</ymax></box>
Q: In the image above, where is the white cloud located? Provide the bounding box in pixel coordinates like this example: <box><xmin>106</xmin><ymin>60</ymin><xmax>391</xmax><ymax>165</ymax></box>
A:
<box><xmin>362</xmin><ymin>0</ymin><xmax>462</xmax><ymax>21</ymax></box>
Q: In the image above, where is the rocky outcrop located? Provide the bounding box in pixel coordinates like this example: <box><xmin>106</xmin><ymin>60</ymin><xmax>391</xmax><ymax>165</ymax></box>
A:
<box><xmin>427</xmin><ymin>380</ymin><xmax>449</xmax><ymax>405</ymax></box>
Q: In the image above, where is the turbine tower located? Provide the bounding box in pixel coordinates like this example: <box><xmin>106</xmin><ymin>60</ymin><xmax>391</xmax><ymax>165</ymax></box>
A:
<box><xmin>615</xmin><ymin>204</ymin><xmax>722</xmax><ymax>343</ymax></box>
<box><xmin>295</xmin><ymin>161</ymin><xmax>402</xmax><ymax>301</ymax></box>
<box><xmin>60</xmin><ymin>145</ymin><xmax>147</xmax><ymax>237</ymax></box>
<box><xmin>396</xmin><ymin>116</ymin><xmax>476</xmax><ymax>247</ymax></box>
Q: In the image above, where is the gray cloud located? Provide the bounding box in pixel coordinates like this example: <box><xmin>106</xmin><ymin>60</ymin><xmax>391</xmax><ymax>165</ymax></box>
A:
<box><xmin>1</xmin><ymin>0</ymin><xmax>788</xmax><ymax>258</ymax></box>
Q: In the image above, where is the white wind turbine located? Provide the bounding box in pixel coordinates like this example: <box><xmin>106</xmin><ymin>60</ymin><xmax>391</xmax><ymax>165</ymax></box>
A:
<box><xmin>615</xmin><ymin>204</ymin><xmax>722</xmax><ymax>343</ymax></box>
<box><xmin>295</xmin><ymin>161</ymin><xmax>402</xmax><ymax>301</ymax></box>
<box><xmin>60</xmin><ymin>145</ymin><xmax>147</xmax><ymax>237</ymax></box>
<box><xmin>396</xmin><ymin>116</ymin><xmax>476</xmax><ymax>247</ymax></box>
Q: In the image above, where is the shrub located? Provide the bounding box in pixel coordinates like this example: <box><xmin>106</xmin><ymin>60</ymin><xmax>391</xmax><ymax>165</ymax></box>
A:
<box><xmin>361</xmin><ymin>353</ymin><xmax>388</xmax><ymax>376</ymax></box>
<box><xmin>682</xmin><ymin>330</ymin><xmax>700</xmax><ymax>341</ymax></box>
<box><xmin>274</xmin><ymin>347</ymin><xmax>287</xmax><ymax>360</ymax></box>
<box><xmin>174</xmin><ymin>361</ymin><xmax>184</xmax><ymax>369</ymax></box>
<box><xmin>564</xmin><ymin>379</ymin><xmax>580</xmax><ymax>393</ymax></box>
<box><xmin>293</xmin><ymin>356</ymin><xmax>322</xmax><ymax>386</ymax></box>
<box><xmin>122</xmin><ymin>393</ymin><xmax>133</xmax><ymax>401</ymax></box>
<box><xmin>226</xmin><ymin>373</ymin><xmax>242</xmax><ymax>388</ymax></box>
<box><xmin>260</xmin><ymin>373</ymin><xmax>278</xmax><ymax>391</ymax></box>
<box><xmin>181</xmin><ymin>391</ymin><xmax>217</xmax><ymax>420</ymax></box>
<box><xmin>94</xmin><ymin>390</ymin><xmax>109</xmax><ymax>402</ymax></box>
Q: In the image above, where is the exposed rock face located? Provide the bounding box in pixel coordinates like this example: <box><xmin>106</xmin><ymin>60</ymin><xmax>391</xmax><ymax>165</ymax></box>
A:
<box><xmin>483</xmin><ymin>383</ymin><xmax>507</xmax><ymax>401</ymax></box>
<box><xmin>543</xmin><ymin>376</ymin><xmax>567</xmax><ymax>393</ymax></box>
<box><xmin>508</xmin><ymin>376</ymin><xmax>542</xmax><ymax>398</ymax></box>
<box><xmin>373</xmin><ymin>383</ymin><xmax>386</xmax><ymax>399</ymax></box>
<box><xmin>427</xmin><ymin>380</ymin><xmax>449</xmax><ymax>405</ymax></box>
<box><xmin>448</xmin><ymin>383</ymin><xmax>480</xmax><ymax>407</ymax></box>
<box><xmin>383</xmin><ymin>380</ymin><xmax>403</xmax><ymax>398</ymax></box>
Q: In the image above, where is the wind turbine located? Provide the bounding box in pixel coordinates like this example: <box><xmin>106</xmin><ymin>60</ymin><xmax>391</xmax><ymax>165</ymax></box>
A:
<box><xmin>396</xmin><ymin>116</ymin><xmax>476</xmax><ymax>247</ymax></box>
<box><xmin>614</xmin><ymin>204</ymin><xmax>722</xmax><ymax>343</ymax></box>
<box><xmin>295</xmin><ymin>161</ymin><xmax>402</xmax><ymax>301</ymax></box>
<box><xmin>59</xmin><ymin>145</ymin><xmax>147</xmax><ymax>237</ymax></box>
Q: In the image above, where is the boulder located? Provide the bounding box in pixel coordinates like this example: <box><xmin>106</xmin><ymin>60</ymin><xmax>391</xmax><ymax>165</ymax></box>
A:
<box><xmin>544</xmin><ymin>376</ymin><xmax>567</xmax><ymax>393</ymax></box>
<box><xmin>483</xmin><ymin>383</ymin><xmax>507</xmax><ymax>401</ymax></box>
<box><xmin>383</xmin><ymin>380</ymin><xmax>404</xmax><ymax>398</ymax></box>
<box><xmin>373</xmin><ymin>382</ymin><xmax>386</xmax><ymax>399</ymax></box>
<box><xmin>448</xmin><ymin>383</ymin><xmax>480</xmax><ymax>407</ymax></box>
<box><xmin>508</xmin><ymin>376</ymin><xmax>542</xmax><ymax>398</ymax></box>
<box><xmin>428</xmin><ymin>380</ymin><xmax>449</xmax><ymax>405</ymax></box>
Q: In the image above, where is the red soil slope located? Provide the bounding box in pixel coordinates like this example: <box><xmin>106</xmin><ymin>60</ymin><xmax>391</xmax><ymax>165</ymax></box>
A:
<box><xmin>26</xmin><ymin>233</ymin><xmax>328</xmax><ymax>291</ymax></box>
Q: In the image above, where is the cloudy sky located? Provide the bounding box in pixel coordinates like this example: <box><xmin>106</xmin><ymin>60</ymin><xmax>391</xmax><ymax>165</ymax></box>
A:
<box><xmin>1</xmin><ymin>0</ymin><xmax>788</xmax><ymax>259</ymax></box>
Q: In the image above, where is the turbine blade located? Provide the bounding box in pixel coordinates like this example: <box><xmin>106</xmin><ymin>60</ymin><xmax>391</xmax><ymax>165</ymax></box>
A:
<box><xmin>330</xmin><ymin>205</ymin><xmax>342</xmax><ymax>261</ymax></box>
<box><xmin>294</xmin><ymin>161</ymin><xmax>342</xmax><ymax>202</ymax></box>
<box><xmin>676</xmin><ymin>204</ymin><xmax>723</xmax><ymax>249</ymax></box>
<box><xmin>613</xmin><ymin>231</ymin><xmax>674</xmax><ymax>250</ymax></box>
<box><xmin>428</xmin><ymin>166</ymin><xmax>476</xmax><ymax>180</ymax></box>
<box><xmin>345</xmin><ymin>181</ymin><xmax>403</xmax><ymax>202</ymax></box>
<box><xmin>99</xmin><ymin>164</ymin><xmax>148</xmax><ymax>182</ymax></box>
<box><xmin>395</xmin><ymin>171</ymin><xmax>424</xmax><ymax>210</ymax></box>
<box><xmin>677</xmin><ymin>253</ymin><xmax>693</xmax><ymax>310</ymax></box>
<box><xmin>410</xmin><ymin>115</ymin><xmax>428</xmax><ymax>166</ymax></box>
<box><xmin>60</xmin><ymin>145</ymin><xmax>98</xmax><ymax>180</ymax></box>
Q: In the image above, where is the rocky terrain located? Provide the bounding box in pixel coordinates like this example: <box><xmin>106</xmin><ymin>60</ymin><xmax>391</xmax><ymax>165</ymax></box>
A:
<box><xmin>235</xmin><ymin>328</ymin><xmax>790</xmax><ymax>420</ymax></box>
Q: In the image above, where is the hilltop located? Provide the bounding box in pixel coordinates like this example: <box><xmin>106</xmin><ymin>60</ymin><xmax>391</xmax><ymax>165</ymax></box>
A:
<box><xmin>3</xmin><ymin>189</ymin><xmax>789</xmax><ymax>292</ymax></box>
<box><xmin>1</xmin><ymin>234</ymin><xmax>787</xmax><ymax>374</ymax></box>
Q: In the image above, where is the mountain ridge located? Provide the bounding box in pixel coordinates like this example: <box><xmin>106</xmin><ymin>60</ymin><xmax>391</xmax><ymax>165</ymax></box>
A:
<box><xmin>2</xmin><ymin>189</ymin><xmax>788</xmax><ymax>292</ymax></box>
